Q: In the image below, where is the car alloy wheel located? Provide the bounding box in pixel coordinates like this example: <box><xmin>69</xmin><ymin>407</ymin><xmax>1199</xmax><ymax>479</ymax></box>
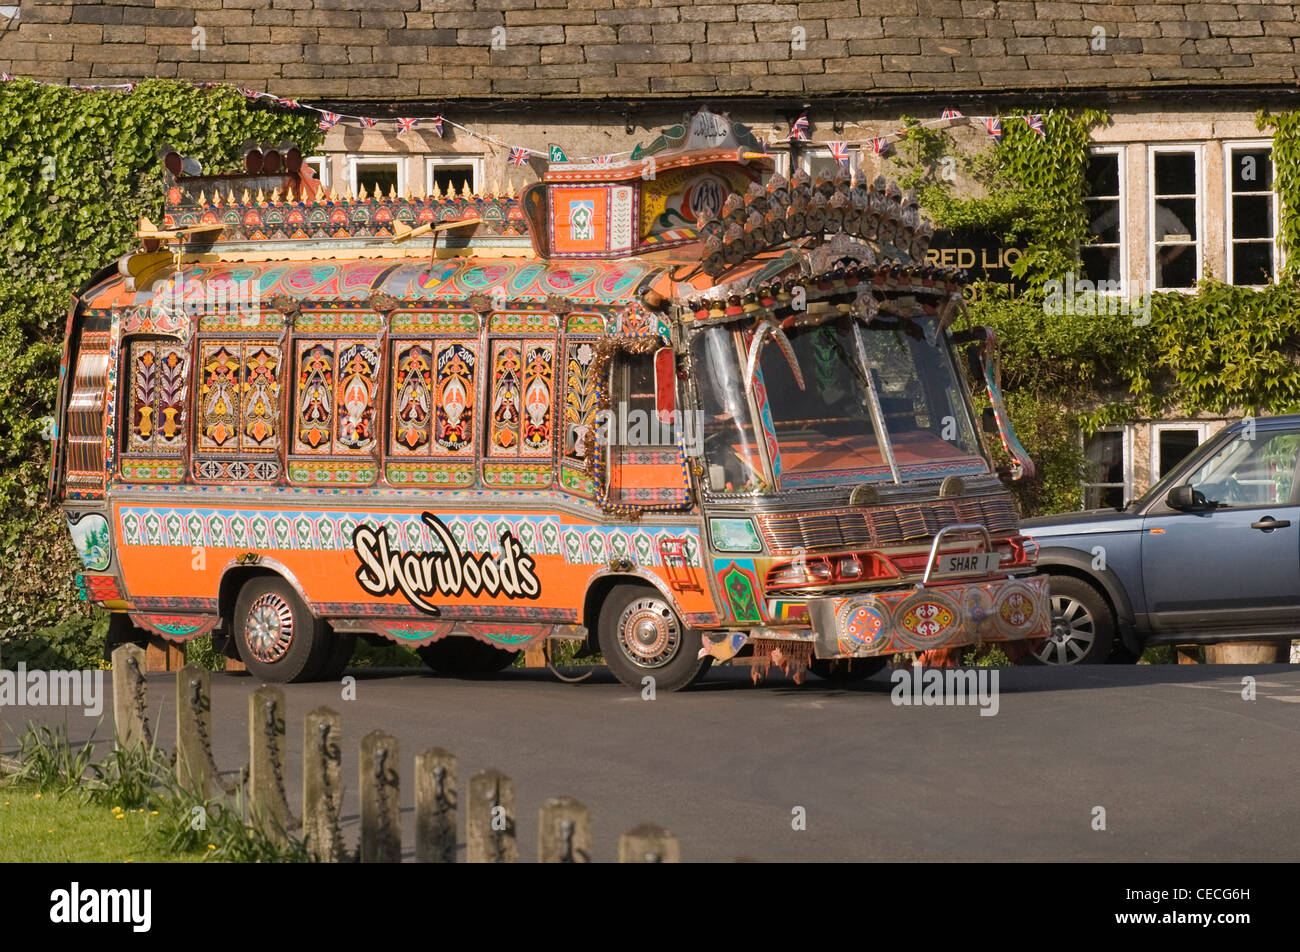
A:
<box><xmin>1036</xmin><ymin>593</ymin><xmax>1096</xmax><ymax>665</ymax></box>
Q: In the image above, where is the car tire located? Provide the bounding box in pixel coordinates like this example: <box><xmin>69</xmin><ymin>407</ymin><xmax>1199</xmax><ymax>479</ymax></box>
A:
<box><xmin>416</xmin><ymin>637</ymin><xmax>517</xmax><ymax>675</ymax></box>
<box><xmin>809</xmin><ymin>657</ymin><xmax>888</xmax><ymax>681</ymax></box>
<box><xmin>597</xmin><ymin>584</ymin><xmax>711</xmax><ymax>692</ymax></box>
<box><xmin>1032</xmin><ymin>576</ymin><xmax>1116</xmax><ymax>665</ymax></box>
<box><xmin>233</xmin><ymin>576</ymin><xmax>329</xmax><ymax>683</ymax></box>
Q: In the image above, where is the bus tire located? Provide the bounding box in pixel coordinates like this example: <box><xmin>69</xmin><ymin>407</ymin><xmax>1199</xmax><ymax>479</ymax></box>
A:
<box><xmin>597</xmin><ymin>584</ymin><xmax>710</xmax><ymax>693</ymax></box>
<box><xmin>809</xmin><ymin>656</ymin><xmax>887</xmax><ymax>681</ymax></box>
<box><xmin>233</xmin><ymin>576</ymin><xmax>327</xmax><ymax>683</ymax></box>
<box><xmin>417</xmin><ymin>637</ymin><xmax>517</xmax><ymax>675</ymax></box>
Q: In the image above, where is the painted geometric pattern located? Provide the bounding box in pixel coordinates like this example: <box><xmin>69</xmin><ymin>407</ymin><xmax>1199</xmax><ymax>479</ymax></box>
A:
<box><xmin>197</xmin><ymin>339</ymin><xmax>281</xmax><ymax>455</ymax></box>
<box><xmin>295</xmin><ymin>310</ymin><xmax>383</xmax><ymax>334</ymax></box>
<box><xmin>117</xmin><ymin>506</ymin><xmax>702</xmax><ymax>567</ymax></box>
<box><xmin>390</xmin><ymin>310</ymin><xmax>479</xmax><ymax>335</ymax></box>
<box><xmin>119</xmin><ymin>458</ymin><xmax>186</xmax><ymax>482</ymax></box>
<box><xmin>127</xmin><ymin>339</ymin><xmax>187</xmax><ymax>454</ymax></box>
<box><xmin>287</xmin><ymin>459</ymin><xmax>377</xmax><ymax>485</ymax></box>
<box><xmin>385</xmin><ymin>462</ymin><xmax>476</xmax><ymax>487</ymax></box>
<box><xmin>482</xmin><ymin>462</ymin><xmax>552</xmax><ymax>488</ymax></box>
<box><xmin>488</xmin><ymin>311</ymin><xmax>559</xmax><ymax>335</ymax></box>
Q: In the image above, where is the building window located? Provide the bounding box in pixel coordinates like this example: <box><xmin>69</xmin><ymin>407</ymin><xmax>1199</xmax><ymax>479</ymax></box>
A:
<box><xmin>303</xmin><ymin>156</ymin><xmax>330</xmax><ymax>189</ymax></box>
<box><xmin>1082</xmin><ymin>149</ymin><xmax>1123</xmax><ymax>288</ymax></box>
<box><xmin>348</xmin><ymin>157</ymin><xmax>403</xmax><ymax>198</ymax></box>
<box><xmin>1150</xmin><ymin>147</ymin><xmax>1200</xmax><ymax>290</ymax></box>
<box><xmin>1226</xmin><ymin>143</ymin><xmax>1277</xmax><ymax>286</ymax></box>
<box><xmin>1082</xmin><ymin>427</ymin><xmax>1129</xmax><ymax>509</ymax></box>
<box><xmin>798</xmin><ymin>146</ymin><xmax>853</xmax><ymax>182</ymax></box>
<box><xmin>427</xmin><ymin>157</ymin><xmax>483</xmax><ymax>197</ymax></box>
<box><xmin>1152</xmin><ymin>424</ymin><xmax>1207</xmax><ymax>480</ymax></box>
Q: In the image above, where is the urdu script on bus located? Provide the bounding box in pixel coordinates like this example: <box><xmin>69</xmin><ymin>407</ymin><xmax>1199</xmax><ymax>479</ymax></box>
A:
<box><xmin>351</xmin><ymin>513</ymin><xmax>541</xmax><ymax>614</ymax></box>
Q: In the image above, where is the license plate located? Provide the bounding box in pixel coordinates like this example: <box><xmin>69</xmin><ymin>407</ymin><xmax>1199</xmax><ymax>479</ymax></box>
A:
<box><xmin>936</xmin><ymin>552</ymin><xmax>1001</xmax><ymax>575</ymax></box>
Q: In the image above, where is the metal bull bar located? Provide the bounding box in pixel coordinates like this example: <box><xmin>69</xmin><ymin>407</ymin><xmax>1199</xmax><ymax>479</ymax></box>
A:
<box><xmin>919</xmin><ymin>522</ymin><xmax>998</xmax><ymax>586</ymax></box>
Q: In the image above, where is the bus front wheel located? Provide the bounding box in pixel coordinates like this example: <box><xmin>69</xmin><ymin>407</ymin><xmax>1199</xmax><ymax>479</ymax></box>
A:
<box><xmin>597</xmin><ymin>585</ymin><xmax>710</xmax><ymax>693</ymax></box>
<box><xmin>233</xmin><ymin>577</ymin><xmax>328</xmax><ymax>683</ymax></box>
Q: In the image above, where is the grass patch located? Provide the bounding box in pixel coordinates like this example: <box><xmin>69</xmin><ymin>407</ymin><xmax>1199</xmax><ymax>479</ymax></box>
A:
<box><xmin>0</xmin><ymin>781</ymin><xmax>198</xmax><ymax>863</ymax></box>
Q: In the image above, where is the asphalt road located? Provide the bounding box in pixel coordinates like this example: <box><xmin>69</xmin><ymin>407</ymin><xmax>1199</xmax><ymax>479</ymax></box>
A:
<box><xmin>4</xmin><ymin>662</ymin><xmax>1299</xmax><ymax>862</ymax></box>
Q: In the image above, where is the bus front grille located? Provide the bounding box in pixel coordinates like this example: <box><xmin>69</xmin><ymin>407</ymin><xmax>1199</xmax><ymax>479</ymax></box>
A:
<box><xmin>758</xmin><ymin>496</ymin><xmax>1018</xmax><ymax>553</ymax></box>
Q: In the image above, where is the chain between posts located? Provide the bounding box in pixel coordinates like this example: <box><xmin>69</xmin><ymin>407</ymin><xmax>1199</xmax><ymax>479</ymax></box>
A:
<box><xmin>190</xmin><ymin>676</ymin><xmax>242</xmax><ymax>796</ymax></box>
<box><xmin>264</xmin><ymin>698</ymin><xmax>300</xmax><ymax>831</ymax></box>
<box><xmin>126</xmin><ymin>655</ymin><xmax>154</xmax><ymax>748</ymax></box>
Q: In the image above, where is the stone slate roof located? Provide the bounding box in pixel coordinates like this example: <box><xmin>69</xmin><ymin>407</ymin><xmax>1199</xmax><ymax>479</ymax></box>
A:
<box><xmin>2</xmin><ymin>0</ymin><xmax>1298</xmax><ymax>101</ymax></box>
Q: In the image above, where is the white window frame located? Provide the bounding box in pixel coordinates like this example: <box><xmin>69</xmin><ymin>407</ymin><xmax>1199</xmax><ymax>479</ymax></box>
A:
<box><xmin>1081</xmin><ymin>425</ymin><xmax>1133</xmax><ymax>509</ymax></box>
<box><xmin>1148</xmin><ymin>144</ymin><xmax>1203</xmax><ymax>292</ymax></box>
<box><xmin>1151</xmin><ymin>422</ymin><xmax>1210</xmax><ymax>483</ymax></box>
<box><xmin>1223</xmin><ymin>139</ymin><xmax>1281</xmax><ymax>287</ymax></box>
<box><xmin>797</xmin><ymin>144</ymin><xmax>856</xmax><ymax>178</ymax></box>
<box><xmin>347</xmin><ymin>156</ymin><xmax>405</xmax><ymax>197</ymax></box>
<box><xmin>1083</xmin><ymin>146</ymin><xmax>1126</xmax><ymax>295</ymax></box>
<box><xmin>426</xmin><ymin>156</ymin><xmax>485</xmax><ymax>197</ymax></box>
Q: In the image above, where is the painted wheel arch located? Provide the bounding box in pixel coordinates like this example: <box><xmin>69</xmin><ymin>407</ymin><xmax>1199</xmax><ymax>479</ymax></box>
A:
<box><xmin>580</xmin><ymin>568</ymin><xmax>690</xmax><ymax>650</ymax></box>
<box><xmin>218</xmin><ymin>557</ymin><xmax>318</xmax><ymax>629</ymax></box>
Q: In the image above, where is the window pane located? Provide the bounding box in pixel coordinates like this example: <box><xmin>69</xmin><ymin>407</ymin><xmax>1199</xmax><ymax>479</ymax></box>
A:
<box><xmin>1230</xmin><ymin>148</ymin><xmax>1273</xmax><ymax>193</ymax></box>
<box><xmin>1154</xmin><ymin>197</ymin><xmax>1197</xmax><ymax>241</ymax></box>
<box><xmin>356</xmin><ymin>164</ymin><xmax>398</xmax><ymax>196</ymax></box>
<box><xmin>1081</xmin><ymin>245</ymin><xmax>1121</xmax><ymax>284</ymax></box>
<box><xmin>1157</xmin><ymin>429</ymin><xmax>1200</xmax><ymax>478</ymax></box>
<box><xmin>1086</xmin><ymin>153</ymin><xmax>1119</xmax><ymax>198</ymax></box>
<box><xmin>1085</xmin><ymin>431</ymin><xmax>1124</xmax><ymax>485</ymax></box>
<box><xmin>1087</xmin><ymin>197</ymin><xmax>1120</xmax><ymax>244</ymax></box>
<box><xmin>1232</xmin><ymin>194</ymin><xmax>1273</xmax><ymax>240</ymax></box>
<box><xmin>1084</xmin><ymin>485</ymin><xmax>1124</xmax><ymax>509</ymax></box>
<box><xmin>1154</xmin><ymin>151</ymin><xmax>1196</xmax><ymax>195</ymax></box>
<box><xmin>806</xmin><ymin>152</ymin><xmax>844</xmax><ymax>181</ymax></box>
<box><xmin>1233</xmin><ymin>241</ymin><xmax>1274</xmax><ymax>286</ymax></box>
<box><xmin>433</xmin><ymin>165</ymin><xmax>475</xmax><ymax>195</ymax></box>
<box><xmin>1155</xmin><ymin>244</ymin><xmax>1198</xmax><ymax>289</ymax></box>
<box><xmin>1187</xmin><ymin>432</ymin><xmax>1300</xmax><ymax>507</ymax></box>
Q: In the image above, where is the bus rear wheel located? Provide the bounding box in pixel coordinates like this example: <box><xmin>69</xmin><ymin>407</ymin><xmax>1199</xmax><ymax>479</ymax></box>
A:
<box><xmin>233</xmin><ymin>577</ymin><xmax>328</xmax><ymax>683</ymax></box>
<box><xmin>417</xmin><ymin>637</ymin><xmax>518</xmax><ymax>675</ymax></box>
<box><xmin>597</xmin><ymin>584</ymin><xmax>710</xmax><ymax>692</ymax></box>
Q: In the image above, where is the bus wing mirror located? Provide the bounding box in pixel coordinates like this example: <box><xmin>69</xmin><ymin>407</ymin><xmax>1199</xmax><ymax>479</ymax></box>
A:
<box><xmin>966</xmin><ymin>326</ymin><xmax>1035</xmax><ymax>481</ymax></box>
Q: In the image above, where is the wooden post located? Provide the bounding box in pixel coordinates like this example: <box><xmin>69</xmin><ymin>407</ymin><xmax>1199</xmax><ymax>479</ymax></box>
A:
<box><xmin>359</xmin><ymin>730</ymin><xmax>401</xmax><ymax>863</ymax></box>
<box><xmin>248</xmin><ymin>686</ymin><xmax>288</xmax><ymax>830</ymax></box>
<box><xmin>466</xmin><ymin>768</ymin><xmax>516</xmax><ymax>863</ymax></box>
<box><xmin>303</xmin><ymin>707</ymin><xmax>345</xmax><ymax>863</ymax></box>
<box><xmin>619</xmin><ymin>823</ymin><xmax>680</xmax><ymax>863</ymax></box>
<box><xmin>1175</xmin><ymin>644</ymin><xmax>1202</xmax><ymax>665</ymax></box>
<box><xmin>538</xmin><ymin>796</ymin><xmax>590</xmax><ymax>863</ymax></box>
<box><xmin>415</xmin><ymin>748</ymin><xmax>458</xmax><ymax>863</ymax></box>
<box><xmin>174</xmin><ymin>664</ymin><xmax>211</xmax><ymax>796</ymax></box>
<box><xmin>111</xmin><ymin>644</ymin><xmax>148</xmax><ymax>747</ymax></box>
<box><xmin>146</xmin><ymin>635</ymin><xmax>185</xmax><ymax>672</ymax></box>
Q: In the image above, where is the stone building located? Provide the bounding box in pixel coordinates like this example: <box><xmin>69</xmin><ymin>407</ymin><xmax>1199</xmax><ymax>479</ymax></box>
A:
<box><xmin>5</xmin><ymin>0</ymin><xmax>1300</xmax><ymax>505</ymax></box>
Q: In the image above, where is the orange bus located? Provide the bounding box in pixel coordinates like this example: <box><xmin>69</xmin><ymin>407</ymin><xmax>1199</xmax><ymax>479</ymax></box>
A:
<box><xmin>51</xmin><ymin>107</ymin><xmax>1050</xmax><ymax>691</ymax></box>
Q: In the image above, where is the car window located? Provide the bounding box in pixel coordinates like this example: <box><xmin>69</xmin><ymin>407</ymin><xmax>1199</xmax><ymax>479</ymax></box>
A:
<box><xmin>1183</xmin><ymin>431</ymin><xmax>1300</xmax><ymax>507</ymax></box>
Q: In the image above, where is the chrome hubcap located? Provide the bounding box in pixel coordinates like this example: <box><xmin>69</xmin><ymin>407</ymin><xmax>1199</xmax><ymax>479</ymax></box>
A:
<box><xmin>246</xmin><ymin>593</ymin><xmax>295</xmax><ymax>664</ymax></box>
<box><xmin>617</xmin><ymin>598</ymin><xmax>680</xmax><ymax>668</ymax></box>
<box><xmin>1035</xmin><ymin>594</ymin><xmax>1095</xmax><ymax>665</ymax></box>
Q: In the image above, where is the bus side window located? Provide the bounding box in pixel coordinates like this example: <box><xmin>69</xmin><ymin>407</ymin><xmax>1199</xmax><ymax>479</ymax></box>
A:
<box><xmin>486</xmin><ymin>338</ymin><xmax>555</xmax><ymax>459</ymax></box>
<box><xmin>122</xmin><ymin>338</ymin><xmax>189</xmax><ymax>457</ymax></box>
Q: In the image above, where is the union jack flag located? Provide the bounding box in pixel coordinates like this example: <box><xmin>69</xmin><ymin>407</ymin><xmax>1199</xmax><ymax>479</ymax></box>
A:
<box><xmin>276</xmin><ymin>97</ymin><xmax>301</xmax><ymax>110</ymax></box>
<box><xmin>0</xmin><ymin>73</ymin><xmax>14</xmax><ymax>82</ymax></box>
<box><xmin>941</xmin><ymin>108</ymin><xmax>964</xmax><ymax>121</ymax></box>
<box><xmin>591</xmin><ymin>154</ymin><xmax>614</xmax><ymax>164</ymax></box>
<box><xmin>826</xmin><ymin>141</ymin><xmax>850</xmax><ymax>166</ymax></box>
<box><xmin>1024</xmin><ymin>114</ymin><xmax>1046</xmax><ymax>138</ymax></box>
<box><xmin>430</xmin><ymin>115</ymin><xmax>444</xmax><ymax>137</ymax></box>
<box><xmin>788</xmin><ymin>113</ymin><xmax>810</xmax><ymax>142</ymax></box>
<box><xmin>508</xmin><ymin>146</ymin><xmax>531</xmax><ymax>167</ymax></box>
<box><xmin>358</xmin><ymin>117</ymin><xmax>377</xmax><ymax>128</ymax></box>
<box><xmin>236</xmin><ymin>87</ymin><xmax>260</xmax><ymax>99</ymax></box>
<box><xmin>317</xmin><ymin>111</ymin><xmax>341</xmax><ymax>131</ymax></box>
<box><xmin>872</xmin><ymin>137</ymin><xmax>891</xmax><ymax>156</ymax></box>
<box><xmin>985</xmin><ymin>116</ymin><xmax>1003</xmax><ymax>141</ymax></box>
<box><xmin>396</xmin><ymin>117</ymin><xmax>420</xmax><ymax>133</ymax></box>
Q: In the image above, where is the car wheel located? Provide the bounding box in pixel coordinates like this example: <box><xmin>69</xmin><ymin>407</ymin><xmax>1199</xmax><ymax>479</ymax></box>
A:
<box><xmin>233</xmin><ymin>576</ymin><xmax>329</xmax><ymax>683</ymax></box>
<box><xmin>809</xmin><ymin>657</ymin><xmax>887</xmax><ymax>681</ymax></box>
<box><xmin>597</xmin><ymin>584</ymin><xmax>711</xmax><ymax>692</ymax></box>
<box><xmin>416</xmin><ymin>637</ymin><xmax>517</xmax><ymax>674</ymax></box>
<box><xmin>1032</xmin><ymin>576</ymin><xmax>1116</xmax><ymax>665</ymax></box>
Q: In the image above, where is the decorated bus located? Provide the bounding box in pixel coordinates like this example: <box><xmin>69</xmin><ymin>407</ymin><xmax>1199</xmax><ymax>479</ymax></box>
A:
<box><xmin>51</xmin><ymin>106</ymin><xmax>1050</xmax><ymax>691</ymax></box>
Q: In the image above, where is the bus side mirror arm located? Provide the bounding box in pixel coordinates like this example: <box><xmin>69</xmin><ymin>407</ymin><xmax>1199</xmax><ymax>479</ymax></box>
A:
<box><xmin>961</xmin><ymin>326</ymin><xmax>1035</xmax><ymax>482</ymax></box>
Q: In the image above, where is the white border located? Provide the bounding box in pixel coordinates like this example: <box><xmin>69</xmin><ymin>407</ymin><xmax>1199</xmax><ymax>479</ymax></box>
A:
<box><xmin>1084</xmin><ymin>146</ymin><xmax>1127</xmax><ymax>294</ymax></box>
<box><xmin>347</xmin><ymin>156</ymin><xmax>405</xmax><ymax>197</ymax></box>
<box><xmin>426</xmin><ymin>156</ymin><xmax>484</xmax><ymax>197</ymax></box>
<box><xmin>1150</xmin><ymin>422</ymin><xmax>1210</xmax><ymax>482</ymax></box>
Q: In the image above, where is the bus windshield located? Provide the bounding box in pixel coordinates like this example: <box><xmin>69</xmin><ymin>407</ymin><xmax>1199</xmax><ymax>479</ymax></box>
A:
<box><xmin>691</xmin><ymin>316</ymin><xmax>989</xmax><ymax>492</ymax></box>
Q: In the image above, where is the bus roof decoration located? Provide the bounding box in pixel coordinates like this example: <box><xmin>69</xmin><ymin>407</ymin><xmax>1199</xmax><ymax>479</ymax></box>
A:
<box><xmin>520</xmin><ymin>105</ymin><xmax>773</xmax><ymax>261</ymax></box>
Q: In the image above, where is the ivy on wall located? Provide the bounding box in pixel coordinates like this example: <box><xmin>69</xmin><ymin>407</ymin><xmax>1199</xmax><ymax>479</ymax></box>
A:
<box><xmin>892</xmin><ymin>108</ymin><xmax>1300</xmax><ymax>517</ymax></box>
<box><xmin>0</xmin><ymin>79</ymin><xmax>320</xmax><ymax>664</ymax></box>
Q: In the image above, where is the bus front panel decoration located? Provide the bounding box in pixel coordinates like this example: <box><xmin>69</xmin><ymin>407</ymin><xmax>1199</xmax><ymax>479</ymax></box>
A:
<box><xmin>54</xmin><ymin>107</ymin><xmax>1049</xmax><ymax>691</ymax></box>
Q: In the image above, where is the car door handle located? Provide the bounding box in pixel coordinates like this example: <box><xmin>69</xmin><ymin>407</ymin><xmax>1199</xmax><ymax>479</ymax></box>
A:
<box><xmin>1251</xmin><ymin>517</ymin><xmax>1291</xmax><ymax>531</ymax></box>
